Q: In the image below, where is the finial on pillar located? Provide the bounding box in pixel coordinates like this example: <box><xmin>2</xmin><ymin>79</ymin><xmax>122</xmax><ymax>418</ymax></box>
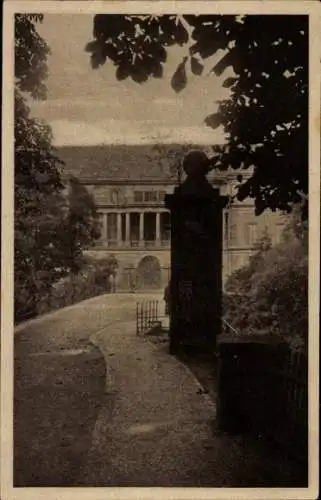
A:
<box><xmin>182</xmin><ymin>150</ymin><xmax>211</xmax><ymax>178</ymax></box>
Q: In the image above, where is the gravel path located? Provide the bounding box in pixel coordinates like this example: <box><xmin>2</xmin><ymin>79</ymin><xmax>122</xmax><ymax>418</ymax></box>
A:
<box><xmin>15</xmin><ymin>292</ymin><xmax>158</xmax><ymax>355</ymax></box>
<box><xmin>14</xmin><ymin>292</ymin><xmax>304</xmax><ymax>487</ymax></box>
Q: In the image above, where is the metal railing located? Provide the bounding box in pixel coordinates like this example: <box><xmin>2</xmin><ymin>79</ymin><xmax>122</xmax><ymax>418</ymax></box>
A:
<box><xmin>136</xmin><ymin>300</ymin><xmax>160</xmax><ymax>336</ymax></box>
<box><xmin>218</xmin><ymin>319</ymin><xmax>308</xmax><ymax>464</ymax></box>
<box><xmin>270</xmin><ymin>347</ymin><xmax>308</xmax><ymax>461</ymax></box>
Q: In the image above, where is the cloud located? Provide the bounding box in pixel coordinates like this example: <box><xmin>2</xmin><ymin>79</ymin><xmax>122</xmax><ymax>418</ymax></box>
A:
<box><xmin>49</xmin><ymin>119</ymin><xmax>226</xmax><ymax>146</ymax></box>
<box><xmin>30</xmin><ymin>92</ymin><xmax>221</xmax><ymax>130</ymax></box>
<box><xmin>30</xmin><ymin>15</ymin><xmax>232</xmax><ymax>148</ymax></box>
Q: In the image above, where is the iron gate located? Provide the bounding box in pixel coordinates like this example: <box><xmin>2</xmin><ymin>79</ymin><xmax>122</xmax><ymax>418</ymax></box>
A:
<box><xmin>136</xmin><ymin>300</ymin><xmax>160</xmax><ymax>336</ymax></box>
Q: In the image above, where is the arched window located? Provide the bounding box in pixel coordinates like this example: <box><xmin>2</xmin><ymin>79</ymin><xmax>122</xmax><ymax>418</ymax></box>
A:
<box><xmin>136</xmin><ymin>256</ymin><xmax>161</xmax><ymax>289</ymax></box>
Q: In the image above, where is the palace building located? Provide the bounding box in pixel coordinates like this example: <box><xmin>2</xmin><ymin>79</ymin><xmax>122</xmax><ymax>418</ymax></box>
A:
<box><xmin>58</xmin><ymin>144</ymin><xmax>288</xmax><ymax>290</ymax></box>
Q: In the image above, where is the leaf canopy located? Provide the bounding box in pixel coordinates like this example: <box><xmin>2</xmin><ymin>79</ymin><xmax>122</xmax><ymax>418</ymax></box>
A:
<box><xmin>14</xmin><ymin>15</ymin><xmax>101</xmax><ymax>322</ymax></box>
<box><xmin>87</xmin><ymin>14</ymin><xmax>308</xmax><ymax>216</ymax></box>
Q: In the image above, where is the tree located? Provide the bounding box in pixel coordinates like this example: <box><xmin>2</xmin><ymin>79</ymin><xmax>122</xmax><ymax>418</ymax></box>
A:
<box><xmin>85</xmin><ymin>15</ymin><xmax>308</xmax><ymax>217</ymax></box>
<box><xmin>224</xmin><ymin>229</ymin><xmax>272</xmax><ymax>295</ymax></box>
<box><xmin>15</xmin><ymin>15</ymin><xmax>66</xmax><ymax>319</ymax></box>
<box><xmin>15</xmin><ymin>14</ymin><xmax>49</xmax><ymax>99</ymax></box>
<box><xmin>60</xmin><ymin>176</ymin><xmax>101</xmax><ymax>273</ymax></box>
<box><xmin>282</xmin><ymin>202</ymin><xmax>308</xmax><ymax>245</ymax></box>
<box><xmin>223</xmin><ymin>218</ymin><xmax>308</xmax><ymax>352</ymax></box>
<box><xmin>14</xmin><ymin>15</ymin><xmax>101</xmax><ymax>321</ymax></box>
<box><xmin>149</xmin><ymin>142</ymin><xmax>200</xmax><ymax>183</ymax></box>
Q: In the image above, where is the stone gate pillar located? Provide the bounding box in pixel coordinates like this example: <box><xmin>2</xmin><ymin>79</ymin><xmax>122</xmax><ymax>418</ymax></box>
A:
<box><xmin>165</xmin><ymin>151</ymin><xmax>228</xmax><ymax>356</ymax></box>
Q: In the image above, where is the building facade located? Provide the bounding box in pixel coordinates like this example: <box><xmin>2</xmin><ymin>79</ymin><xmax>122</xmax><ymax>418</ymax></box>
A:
<box><xmin>58</xmin><ymin>144</ymin><xmax>288</xmax><ymax>290</ymax></box>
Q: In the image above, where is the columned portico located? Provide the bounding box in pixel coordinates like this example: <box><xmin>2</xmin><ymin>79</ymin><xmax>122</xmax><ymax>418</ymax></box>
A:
<box><xmin>139</xmin><ymin>212</ymin><xmax>144</xmax><ymax>247</ymax></box>
<box><xmin>125</xmin><ymin>212</ymin><xmax>130</xmax><ymax>247</ymax></box>
<box><xmin>102</xmin><ymin>213</ymin><xmax>107</xmax><ymax>241</ymax></box>
<box><xmin>99</xmin><ymin>209</ymin><xmax>170</xmax><ymax>249</ymax></box>
<box><xmin>117</xmin><ymin>213</ymin><xmax>122</xmax><ymax>245</ymax></box>
<box><xmin>156</xmin><ymin>212</ymin><xmax>161</xmax><ymax>246</ymax></box>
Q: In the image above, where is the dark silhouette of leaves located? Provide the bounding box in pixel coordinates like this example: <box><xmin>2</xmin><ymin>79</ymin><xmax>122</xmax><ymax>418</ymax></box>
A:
<box><xmin>222</xmin><ymin>76</ymin><xmax>238</xmax><ymax>88</ymax></box>
<box><xmin>171</xmin><ymin>57</ymin><xmax>188</xmax><ymax>93</ymax></box>
<box><xmin>205</xmin><ymin>113</ymin><xmax>221</xmax><ymax>129</ymax></box>
<box><xmin>84</xmin><ymin>40</ymin><xmax>98</xmax><ymax>53</ymax></box>
<box><xmin>15</xmin><ymin>14</ymin><xmax>50</xmax><ymax>99</ymax></box>
<box><xmin>211</xmin><ymin>50</ymin><xmax>235</xmax><ymax>76</ymax></box>
<box><xmin>151</xmin><ymin>62</ymin><xmax>164</xmax><ymax>79</ymax></box>
<box><xmin>91</xmin><ymin>50</ymin><xmax>106</xmax><ymax>69</ymax></box>
<box><xmin>116</xmin><ymin>63</ymin><xmax>130</xmax><ymax>81</ymax></box>
<box><xmin>86</xmin><ymin>14</ymin><xmax>309</xmax><ymax>217</ymax></box>
<box><xmin>150</xmin><ymin>44</ymin><xmax>167</xmax><ymax>63</ymax></box>
<box><xmin>131</xmin><ymin>61</ymin><xmax>149</xmax><ymax>83</ymax></box>
<box><xmin>190</xmin><ymin>56</ymin><xmax>204</xmax><ymax>76</ymax></box>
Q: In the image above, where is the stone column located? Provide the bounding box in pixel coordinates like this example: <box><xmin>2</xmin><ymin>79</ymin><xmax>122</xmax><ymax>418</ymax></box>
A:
<box><xmin>117</xmin><ymin>212</ymin><xmax>122</xmax><ymax>247</ymax></box>
<box><xmin>125</xmin><ymin>212</ymin><xmax>130</xmax><ymax>247</ymax></box>
<box><xmin>139</xmin><ymin>212</ymin><xmax>144</xmax><ymax>247</ymax></box>
<box><xmin>155</xmin><ymin>212</ymin><xmax>161</xmax><ymax>246</ymax></box>
<box><xmin>102</xmin><ymin>213</ymin><xmax>108</xmax><ymax>243</ymax></box>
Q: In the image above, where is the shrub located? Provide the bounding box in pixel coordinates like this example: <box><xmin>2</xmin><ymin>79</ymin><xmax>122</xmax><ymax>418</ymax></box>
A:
<box><xmin>223</xmin><ymin>213</ymin><xmax>308</xmax><ymax>352</ymax></box>
<box><xmin>15</xmin><ymin>255</ymin><xmax>117</xmax><ymax>323</ymax></box>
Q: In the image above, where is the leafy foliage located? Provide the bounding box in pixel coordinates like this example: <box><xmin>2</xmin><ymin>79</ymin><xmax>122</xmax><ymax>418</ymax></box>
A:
<box><xmin>224</xmin><ymin>229</ymin><xmax>272</xmax><ymax>295</ymax></box>
<box><xmin>87</xmin><ymin>14</ymin><xmax>308</xmax><ymax>216</ymax></box>
<box><xmin>149</xmin><ymin>143</ymin><xmax>199</xmax><ymax>182</ymax></box>
<box><xmin>85</xmin><ymin>15</ymin><xmax>188</xmax><ymax>80</ymax></box>
<box><xmin>15</xmin><ymin>14</ymin><xmax>50</xmax><ymax>99</ymax></box>
<box><xmin>59</xmin><ymin>177</ymin><xmax>101</xmax><ymax>273</ymax></box>
<box><xmin>36</xmin><ymin>255</ymin><xmax>118</xmax><ymax>316</ymax></box>
<box><xmin>14</xmin><ymin>94</ymin><xmax>67</xmax><ymax>320</ymax></box>
<box><xmin>14</xmin><ymin>93</ymin><xmax>102</xmax><ymax>321</ymax></box>
<box><xmin>223</xmin><ymin>215</ymin><xmax>308</xmax><ymax>352</ymax></box>
<box><xmin>14</xmin><ymin>15</ymin><xmax>101</xmax><ymax>322</ymax></box>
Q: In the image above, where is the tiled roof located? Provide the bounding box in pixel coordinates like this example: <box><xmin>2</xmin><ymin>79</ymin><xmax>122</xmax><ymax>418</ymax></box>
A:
<box><xmin>56</xmin><ymin>144</ymin><xmax>231</xmax><ymax>183</ymax></box>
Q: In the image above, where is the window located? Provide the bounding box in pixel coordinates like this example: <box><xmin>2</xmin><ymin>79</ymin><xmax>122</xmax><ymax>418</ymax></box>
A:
<box><xmin>133</xmin><ymin>190</ymin><xmax>166</xmax><ymax>203</ymax></box>
<box><xmin>246</xmin><ymin>223</ymin><xmax>257</xmax><ymax>246</ymax></box>
<box><xmin>275</xmin><ymin>223</ymin><xmax>284</xmax><ymax>244</ymax></box>
<box><xmin>160</xmin><ymin>212</ymin><xmax>171</xmax><ymax>242</ymax></box>
<box><xmin>134</xmin><ymin>191</ymin><xmax>143</xmax><ymax>203</ymax></box>
<box><xmin>107</xmin><ymin>213</ymin><xmax>117</xmax><ymax>242</ymax></box>
<box><xmin>229</xmin><ymin>224</ymin><xmax>237</xmax><ymax>245</ymax></box>
<box><xmin>134</xmin><ymin>190</ymin><xmax>159</xmax><ymax>202</ymax></box>
<box><xmin>144</xmin><ymin>212</ymin><xmax>156</xmax><ymax>242</ymax></box>
<box><xmin>240</xmin><ymin>254</ymin><xmax>249</xmax><ymax>268</ymax></box>
<box><xmin>230</xmin><ymin>253</ymin><xmax>241</xmax><ymax>272</ymax></box>
<box><xmin>144</xmin><ymin>191</ymin><xmax>158</xmax><ymax>202</ymax></box>
<box><xmin>129</xmin><ymin>213</ymin><xmax>140</xmax><ymax>244</ymax></box>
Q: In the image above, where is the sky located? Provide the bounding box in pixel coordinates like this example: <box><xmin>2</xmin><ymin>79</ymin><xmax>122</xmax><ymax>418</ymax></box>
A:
<box><xmin>30</xmin><ymin>14</ymin><xmax>232</xmax><ymax>146</ymax></box>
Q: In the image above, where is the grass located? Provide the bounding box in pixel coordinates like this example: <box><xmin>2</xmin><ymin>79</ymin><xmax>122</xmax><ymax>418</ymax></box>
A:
<box><xmin>14</xmin><ymin>348</ymin><xmax>106</xmax><ymax>486</ymax></box>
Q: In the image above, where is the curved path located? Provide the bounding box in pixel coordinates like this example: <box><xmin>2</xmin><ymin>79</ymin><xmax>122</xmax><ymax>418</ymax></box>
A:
<box><xmin>14</xmin><ymin>292</ymin><xmax>301</xmax><ymax>487</ymax></box>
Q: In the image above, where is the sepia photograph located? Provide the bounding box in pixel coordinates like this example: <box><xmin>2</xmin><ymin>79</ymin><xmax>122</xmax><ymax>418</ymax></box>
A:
<box><xmin>1</xmin><ymin>1</ymin><xmax>320</xmax><ymax>499</ymax></box>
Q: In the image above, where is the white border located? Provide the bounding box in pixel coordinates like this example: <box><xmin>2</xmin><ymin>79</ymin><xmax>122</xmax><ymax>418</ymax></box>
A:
<box><xmin>2</xmin><ymin>2</ymin><xmax>320</xmax><ymax>500</ymax></box>
<box><xmin>2</xmin><ymin>0</ymin><xmax>321</xmax><ymax>15</ymax></box>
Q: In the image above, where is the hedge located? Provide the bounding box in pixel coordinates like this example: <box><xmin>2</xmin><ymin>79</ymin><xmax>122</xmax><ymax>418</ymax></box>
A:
<box><xmin>223</xmin><ymin>219</ymin><xmax>308</xmax><ymax>353</ymax></box>
<box><xmin>15</xmin><ymin>256</ymin><xmax>117</xmax><ymax>323</ymax></box>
